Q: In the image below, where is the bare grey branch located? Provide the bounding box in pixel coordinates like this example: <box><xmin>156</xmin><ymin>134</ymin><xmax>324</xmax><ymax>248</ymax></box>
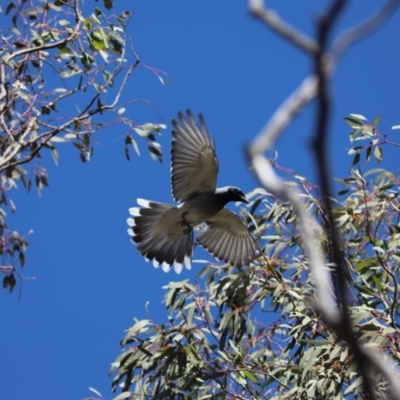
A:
<box><xmin>248</xmin><ymin>0</ymin><xmax>319</xmax><ymax>55</ymax></box>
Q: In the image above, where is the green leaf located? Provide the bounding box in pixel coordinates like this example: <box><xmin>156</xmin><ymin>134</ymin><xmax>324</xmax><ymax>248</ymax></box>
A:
<box><xmin>372</xmin><ymin>275</ymin><xmax>383</xmax><ymax>292</ymax></box>
<box><xmin>344</xmin><ymin>116</ymin><xmax>363</xmax><ymax>127</ymax></box>
<box><xmin>57</xmin><ymin>43</ymin><xmax>71</xmax><ymax>54</ymax></box>
<box><xmin>103</xmin><ymin>70</ymin><xmax>113</xmax><ymax>85</ymax></box>
<box><xmin>6</xmin><ymin>2</ymin><xmax>15</xmax><ymax>15</ymax></box>
<box><xmin>89</xmin><ymin>32</ymin><xmax>106</xmax><ymax>50</ymax></box>
<box><xmin>366</xmin><ymin>145</ymin><xmax>372</xmax><ymax>162</ymax></box>
<box><xmin>348</xmin><ymin>146</ymin><xmax>362</xmax><ymax>155</ymax></box>
<box><xmin>148</xmin><ymin>144</ymin><xmax>162</xmax><ymax>162</ymax></box>
<box><xmin>242</xmin><ymin>369</ymin><xmax>258</xmax><ymax>383</ymax></box>
<box><xmin>110</xmin><ymin>36</ymin><xmax>123</xmax><ymax>54</ymax></box>
<box><xmin>104</xmin><ymin>0</ymin><xmax>113</xmax><ymax>10</ymax></box>
<box><xmin>186</xmin><ymin>303</ymin><xmax>195</xmax><ymax>327</ymax></box>
<box><xmin>124</xmin><ymin>146</ymin><xmax>130</xmax><ymax>160</ymax></box>
<box><xmin>112</xmin><ymin>392</ymin><xmax>133</xmax><ymax>400</ymax></box>
<box><xmin>219</xmin><ymin>311</ymin><xmax>232</xmax><ymax>332</ymax></box>
<box><xmin>123</xmin><ymin>319</ymin><xmax>151</xmax><ymax>343</ymax></box>
<box><xmin>300</xmin><ymin>339</ymin><xmax>331</xmax><ymax>345</ymax></box>
<box><xmin>373</xmin><ymin>115</ymin><xmax>380</xmax><ymax>127</ymax></box>
<box><xmin>350</xmin><ymin>113</ymin><xmax>367</xmax><ymax>120</ymax></box>
<box><xmin>83</xmin><ymin>18</ymin><xmax>91</xmax><ymax>30</ymax></box>
<box><xmin>352</xmin><ymin>152</ymin><xmax>360</xmax><ymax>166</ymax></box>
<box><xmin>60</xmin><ymin>69</ymin><xmax>81</xmax><ymax>78</ymax></box>
<box><xmin>344</xmin><ymin>376</ymin><xmax>364</xmax><ymax>395</ymax></box>
<box><xmin>19</xmin><ymin>251</ymin><xmax>25</xmax><ymax>267</ymax></box>
<box><xmin>374</xmin><ymin>146</ymin><xmax>383</xmax><ymax>163</ymax></box>
<box><xmin>131</xmin><ymin>138</ymin><xmax>140</xmax><ymax>156</ymax></box>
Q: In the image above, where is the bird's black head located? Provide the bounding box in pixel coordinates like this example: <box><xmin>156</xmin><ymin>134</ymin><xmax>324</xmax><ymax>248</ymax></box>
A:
<box><xmin>217</xmin><ymin>186</ymin><xmax>248</xmax><ymax>204</ymax></box>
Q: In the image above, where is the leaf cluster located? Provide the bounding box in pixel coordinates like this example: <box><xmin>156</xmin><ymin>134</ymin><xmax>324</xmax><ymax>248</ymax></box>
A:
<box><xmin>0</xmin><ymin>0</ymin><xmax>166</xmax><ymax>291</ymax></box>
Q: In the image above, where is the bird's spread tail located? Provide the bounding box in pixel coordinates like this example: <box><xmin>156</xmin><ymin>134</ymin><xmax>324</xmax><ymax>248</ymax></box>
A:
<box><xmin>127</xmin><ymin>199</ymin><xmax>193</xmax><ymax>273</ymax></box>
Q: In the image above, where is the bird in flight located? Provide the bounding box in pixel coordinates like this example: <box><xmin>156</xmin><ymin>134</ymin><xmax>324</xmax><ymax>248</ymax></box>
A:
<box><xmin>127</xmin><ymin>110</ymin><xmax>259</xmax><ymax>273</ymax></box>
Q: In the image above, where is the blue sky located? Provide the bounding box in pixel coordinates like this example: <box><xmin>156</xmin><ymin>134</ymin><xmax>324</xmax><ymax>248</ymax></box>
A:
<box><xmin>1</xmin><ymin>1</ymin><xmax>400</xmax><ymax>399</ymax></box>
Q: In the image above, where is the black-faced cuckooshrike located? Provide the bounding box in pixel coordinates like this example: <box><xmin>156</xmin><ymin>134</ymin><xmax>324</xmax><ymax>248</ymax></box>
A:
<box><xmin>127</xmin><ymin>110</ymin><xmax>259</xmax><ymax>273</ymax></box>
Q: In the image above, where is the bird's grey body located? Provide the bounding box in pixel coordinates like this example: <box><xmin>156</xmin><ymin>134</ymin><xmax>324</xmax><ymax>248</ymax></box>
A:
<box><xmin>127</xmin><ymin>110</ymin><xmax>259</xmax><ymax>273</ymax></box>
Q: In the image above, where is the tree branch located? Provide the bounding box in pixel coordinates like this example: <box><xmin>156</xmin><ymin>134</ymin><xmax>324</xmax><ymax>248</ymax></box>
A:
<box><xmin>248</xmin><ymin>0</ymin><xmax>319</xmax><ymax>55</ymax></box>
<box><xmin>332</xmin><ymin>0</ymin><xmax>400</xmax><ymax>61</ymax></box>
<box><xmin>248</xmin><ymin>75</ymin><xmax>318</xmax><ymax>155</ymax></box>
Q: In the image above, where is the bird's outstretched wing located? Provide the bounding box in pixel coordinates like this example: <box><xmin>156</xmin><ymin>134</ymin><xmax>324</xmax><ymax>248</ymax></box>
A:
<box><xmin>196</xmin><ymin>208</ymin><xmax>259</xmax><ymax>267</ymax></box>
<box><xmin>171</xmin><ymin>110</ymin><xmax>218</xmax><ymax>202</ymax></box>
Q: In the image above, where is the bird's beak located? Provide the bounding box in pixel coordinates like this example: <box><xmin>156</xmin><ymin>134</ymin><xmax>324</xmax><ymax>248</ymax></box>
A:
<box><xmin>240</xmin><ymin>194</ymin><xmax>249</xmax><ymax>204</ymax></box>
